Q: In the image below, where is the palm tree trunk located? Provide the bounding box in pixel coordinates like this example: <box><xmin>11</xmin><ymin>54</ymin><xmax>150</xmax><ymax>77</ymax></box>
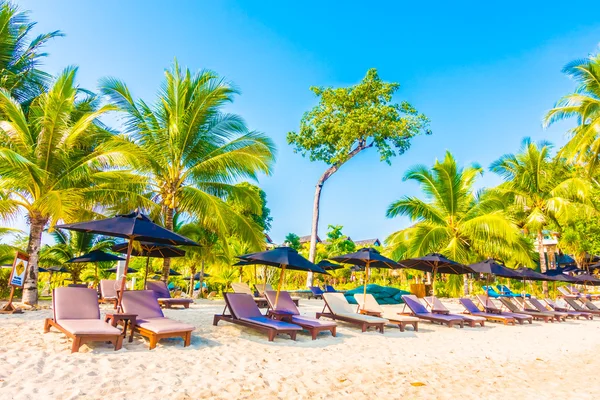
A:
<box><xmin>188</xmin><ymin>265</ymin><xmax>196</xmax><ymax>297</ymax></box>
<box><xmin>463</xmin><ymin>275</ymin><xmax>469</xmax><ymax>296</ymax></box>
<box><xmin>198</xmin><ymin>259</ymin><xmax>205</xmax><ymax>299</ymax></box>
<box><xmin>306</xmin><ymin>142</ymin><xmax>370</xmax><ymax>287</ymax></box>
<box><xmin>22</xmin><ymin>215</ymin><xmax>48</xmax><ymax>306</ymax></box>
<box><xmin>537</xmin><ymin>230</ymin><xmax>548</xmax><ymax>296</ymax></box>
<box><xmin>161</xmin><ymin>206</ymin><xmax>174</xmax><ymax>282</ymax></box>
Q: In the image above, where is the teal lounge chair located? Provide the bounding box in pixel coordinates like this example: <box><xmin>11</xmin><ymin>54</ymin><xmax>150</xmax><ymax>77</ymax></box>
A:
<box><xmin>482</xmin><ymin>286</ymin><xmax>502</xmax><ymax>298</ymax></box>
<box><xmin>497</xmin><ymin>284</ymin><xmax>529</xmax><ymax>298</ymax></box>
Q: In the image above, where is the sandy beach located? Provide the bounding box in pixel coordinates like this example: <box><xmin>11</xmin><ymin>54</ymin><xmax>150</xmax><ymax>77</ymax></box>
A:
<box><xmin>1</xmin><ymin>298</ymin><xmax>599</xmax><ymax>399</ymax></box>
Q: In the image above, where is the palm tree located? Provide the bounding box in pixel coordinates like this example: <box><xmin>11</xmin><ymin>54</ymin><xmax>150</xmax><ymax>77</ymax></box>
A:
<box><xmin>0</xmin><ymin>67</ymin><xmax>145</xmax><ymax>305</ymax></box>
<box><xmin>39</xmin><ymin>229</ymin><xmax>116</xmax><ymax>284</ymax></box>
<box><xmin>386</xmin><ymin>151</ymin><xmax>532</xmax><ymax>295</ymax></box>
<box><xmin>491</xmin><ymin>138</ymin><xmax>592</xmax><ymax>295</ymax></box>
<box><xmin>0</xmin><ymin>1</ymin><xmax>63</xmax><ymax>104</ymax></box>
<box><xmin>101</xmin><ymin>61</ymin><xmax>276</xmax><ymax>280</ymax></box>
<box><xmin>544</xmin><ymin>52</ymin><xmax>600</xmax><ymax>173</ymax></box>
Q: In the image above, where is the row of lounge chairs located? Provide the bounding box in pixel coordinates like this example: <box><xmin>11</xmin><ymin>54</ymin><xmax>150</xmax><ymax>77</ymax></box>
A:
<box><xmin>44</xmin><ymin>287</ymin><xmax>195</xmax><ymax>352</ymax></box>
<box><xmin>98</xmin><ymin>279</ymin><xmax>193</xmax><ymax>309</ymax></box>
<box><xmin>230</xmin><ymin>282</ymin><xmax>301</xmax><ymax>307</ymax></box>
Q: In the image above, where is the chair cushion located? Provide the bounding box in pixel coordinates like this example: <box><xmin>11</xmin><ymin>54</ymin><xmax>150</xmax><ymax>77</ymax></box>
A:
<box><xmin>241</xmin><ymin>316</ymin><xmax>302</xmax><ymax>330</ymax></box>
<box><xmin>53</xmin><ymin>287</ymin><xmax>100</xmax><ymax>320</ymax></box>
<box><xmin>323</xmin><ymin>293</ymin><xmax>355</xmax><ymax>314</ymax></box>
<box><xmin>381</xmin><ymin>313</ymin><xmax>420</xmax><ymax>323</ymax></box>
<box><xmin>137</xmin><ymin>317</ymin><xmax>195</xmax><ymax>334</ymax></box>
<box><xmin>121</xmin><ymin>290</ymin><xmax>165</xmax><ymax>319</ymax></box>
<box><xmin>291</xmin><ymin>315</ymin><xmax>336</xmax><ymax>327</ymax></box>
<box><xmin>337</xmin><ymin>312</ymin><xmax>388</xmax><ymax>323</ymax></box>
<box><xmin>158</xmin><ymin>298</ymin><xmax>193</xmax><ymax>303</ymax></box>
<box><xmin>56</xmin><ymin>319</ymin><xmax>121</xmax><ymax>335</ymax></box>
<box><xmin>99</xmin><ymin>280</ymin><xmax>119</xmax><ymax>299</ymax></box>
<box><xmin>146</xmin><ymin>281</ymin><xmax>171</xmax><ymax>299</ymax></box>
<box><xmin>264</xmin><ymin>291</ymin><xmax>299</xmax><ymax>314</ymax></box>
<box><xmin>225</xmin><ymin>293</ymin><xmax>263</xmax><ymax>318</ymax></box>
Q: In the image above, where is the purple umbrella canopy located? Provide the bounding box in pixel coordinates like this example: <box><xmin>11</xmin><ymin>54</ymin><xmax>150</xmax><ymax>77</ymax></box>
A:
<box><xmin>468</xmin><ymin>259</ymin><xmax>522</xmax><ymax>279</ymax></box>
<box><xmin>67</xmin><ymin>250</ymin><xmax>125</xmax><ymax>263</ymax></box>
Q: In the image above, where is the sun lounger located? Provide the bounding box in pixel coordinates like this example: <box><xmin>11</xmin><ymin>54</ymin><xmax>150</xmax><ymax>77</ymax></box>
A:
<box><xmin>545</xmin><ymin>298</ymin><xmax>592</xmax><ymax>320</ymax></box>
<box><xmin>214</xmin><ymin>293</ymin><xmax>302</xmax><ymax>341</ymax></box>
<box><xmin>497</xmin><ymin>284</ymin><xmax>529</xmax><ymax>298</ymax></box>
<box><xmin>316</xmin><ymin>293</ymin><xmax>388</xmax><ymax>333</ymax></box>
<box><xmin>401</xmin><ymin>295</ymin><xmax>464</xmax><ymax>328</ymax></box>
<box><xmin>324</xmin><ymin>285</ymin><xmax>338</xmax><ymax>293</ymax></box>
<box><xmin>99</xmin><ymin>279</ymin><xmax>119</xmax><ymax>308</ymax></box>
<box><xmin>255</xmin><ymin>284</ymin><xmax>300</xmax><ymax>305</ymax></box>
<box><xmin>231</xmin><ymin>282</ymin><xmax>268</xmax><ymax>308</ymax></box>
<box><xmin>475</xmin><ymin>295</ymin><xmax>533</xmax><ymax>324</ymax></box>
<box><xmin>481</xmin><ymin>286</ymin><xmax>503</xmax><ymax>298</ymax></box>
<box><xmin>579</xmin><ymin>298</ymin><xmax>600</xmax><ymax>312</ymax></box>
<box><xmin>567</xmin><ymin>286</ymin><xmax>598</xmax><ymax>300</ymax></box>
<box><xmin>354</xmin><ymin>293</ymin><xmax>419</xmax><ymax>332</ymax></box>
<box><xmin>558</xmin><ymin>286</ymin><xmax>579</xmax><ymax>299</ymax></box>
<box><xmin>264</xmin><ymin>291</ymin><xmax>336</xmax><ymax>339</ymax></box>
<box><xmin>145</xmin><ymin>281</ymin><xmax>194</xmax><ymax>309</ymax></box>
<box><xmin>121</xmin><ymin>290</ymin><xmax>194</xmax><ymax>349</ymax></box>
<box><xmin>526</xmin><ymin>297</ymin><xmax>567</xmax><ymax>322</ymax></box>
<box><xmin>459</xmin><ymin>298</ymin><xmax>515</xmax><ymax>325</ymax></box>
<box><xmin>563</xmin><ymin>297</ymin><xmax>600</xmax><ymax>315</ymax></box>
<box><xmin>309</xmin><ymin>286</ymin><xmax>324</xmax><ymax>300</ymax></box>
<box><xmin>499</xmin><ymin>297</ymin><xmax>553</xmax><ymax>323</ymax></box>
<box><xmin>43</xmin><ymin>287</ymin><xmax>123</xmax><ymax>353</ymax></box>
<box><xmin>424</xmin><ymin>296</ymin><xmax>485</xmax><ymax>327</ymax></box>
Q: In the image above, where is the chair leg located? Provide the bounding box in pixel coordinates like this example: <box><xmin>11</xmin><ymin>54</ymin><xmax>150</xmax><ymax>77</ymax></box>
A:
<box><xmin>43</xmin><ymin>319</ymin><xmax>51</xmax><ymax>333</ymax></box>
<box><xmin>115</xmin><ymin>335</ymin><xmax>123</xmax><ymax>351</ymax></box>
<box><xmin>414</xmin><ymin>322</ymin><xmax>419</xmax><ymax>332</ymax></box>
<box><xmin>268</xmin><ymin>331</ymin><xmax>275</xmax><ymax>341</ymax></box>
<box><xmin>149</xmin><ymin>335</ymin><xmax>158</xmax><ymax>350</ymax></box>
<box><xmin>331</xmin><ymin>327</ymin><xmax>336</xmax><ymax>337</ymax></box>
<box><xmin>398</xmin><ymin>323</ymin><xmax>405</xmax><ymax>332</ymax></box>
<box><xmin>311</xmin><ymin>330</ymin><xmax>317</xmax><ymax>340</ymax></box>
<box><xmin>184</xmin><ymin>332</ymin><xmax>191</xmax><ymax>347</ymax></box>
<box><xmin>71</xmin><ymin>337</ymin><xmax>82</xmax><ymax>353</ymax></box>
<box><xmin>290</xmin><ymin>332</ymin><xmax>297</xmax><ymax>341</ymax></box>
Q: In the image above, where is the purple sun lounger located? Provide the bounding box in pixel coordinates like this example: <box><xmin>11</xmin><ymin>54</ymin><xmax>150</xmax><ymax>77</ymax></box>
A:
<box><xmin>459</xmin><ymin>298</ymin><xmax>516</xmax><ymax>325</ymax></box>
<box><xmin>309</xmin><ymin>286</ymin><xmax>324</xmax><ymax>299</ymax></box>
<box><xmin>264</xmin><ymin>290</ymin><xmax>336</xmax><ymax>339</ymax></box>
<box><xmin>121</xmin><ymin>290</ymin><xmax>195</xmax><ymax>349</ymax></box>
<box><xmin>475</xmin><ymin>295</ymin><xmax>533</xmax><ymax>324</ymax></box>
<box><xmin>146</xmin><ymin>280</ymin><xmax>193</xmax><ymax>309</ymax></box>
<box><xmin>424</xmin><ymin>296</ymin><xmax>485</xmax><ymax>327</ymax></box>
<box><xmin>545</xmin><ymin>298</ymin><xmax>592</xmax><ymax>320</ymax></box>
<box><xmin>214</xmin><ymin>293</ymin><xmax>302</xmax><ymax>341</ymax></box>
<box><xmin>401</xmin><ymin>295</ymin><xmax>464</xmax><ymax>328</ymax></box>
<box><xmin>44</xmin><ymin>287</ymin><xmax>123</xmax><ymax>353</ymax></box>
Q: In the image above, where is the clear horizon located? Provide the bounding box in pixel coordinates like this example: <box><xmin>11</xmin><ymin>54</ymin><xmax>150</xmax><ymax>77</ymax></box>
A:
<box><xmin>6</xmin><ymin>0</ymin><xmax>600</xmax><ymax>245</ymax></box>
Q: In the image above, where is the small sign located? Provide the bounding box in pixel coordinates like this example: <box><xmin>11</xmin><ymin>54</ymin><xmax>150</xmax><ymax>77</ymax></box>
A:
<box><xmin>9</xmin><ymin>252</ymin><xmax>30</xmax><ymax>287</ymax></box>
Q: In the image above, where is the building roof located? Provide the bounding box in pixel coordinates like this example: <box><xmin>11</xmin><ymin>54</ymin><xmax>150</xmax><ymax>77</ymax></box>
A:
<box><xmin>299</xmin><ymin>235</ymin><xmax>321</xmax><ymax>243</ymax></box>
<box><xmin>353</xmin><ymin>238</ymin><xmax>381</xmax><ymax>247</ymax></box>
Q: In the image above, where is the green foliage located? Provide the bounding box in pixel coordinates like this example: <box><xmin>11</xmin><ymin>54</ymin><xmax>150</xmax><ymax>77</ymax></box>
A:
<box><xmin>283</xmin><ymin>233</ymin><xmax>301</xmax><ymax>250</ymax></box>
<box><xmin>386</xmin><ymin>151</ymin><xmax>532</xmax><ymax>266</ymax></box>
<box><xmin>287</xmin><ymin>68</ymin><xmax>431</xmax><ymax>165</ymax></box>
<box><xmin>544</xmin><ymin>52</ymin><xmax>600</xmax><ymax>173</ymax></box>
<box><xmin>491</xmin><ymin>138</ymin><xmax>593</xmax><ymax>238</ymax></box>
<box><xmin>0</xmin><ymin>1</ymin><xmax>63</xmax><ymax>105</ymax></box>
<box><xmin>324</xmin><ymin>225</ymin><xmax>355</xmax><ymax>257</ymax></box>
<box><xmin>101</xmin><ymin>60</ymin><xmax>276</xmax><ymax>256</ymax></box>
<box><xmin>227</xmin><ymin>182</ymin><xmax>272</xmax><ymax>232</ymax></box>
<box><xmin>560</xmin><ymin>214</ymin><xmax>600</xmax><ymax>265</ymax></box>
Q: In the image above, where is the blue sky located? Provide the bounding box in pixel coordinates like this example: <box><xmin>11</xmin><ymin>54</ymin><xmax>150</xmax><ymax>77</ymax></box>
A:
<box><xmin>9</xmin><ymin>0</ymin><xmax>600</xmax><ymax>245</ymax></box>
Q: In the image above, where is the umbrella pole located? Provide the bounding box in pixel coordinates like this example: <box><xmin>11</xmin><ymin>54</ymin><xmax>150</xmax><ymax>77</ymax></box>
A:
<box><xmin>264</xmin><ymin>266</ymin><xmax>267</xmax><ymax>288</ymax></box>
<box><xmin>143</xmin><ymin>256</ymin><xmax>150</xmax><ymax>289</ymax></box>
<box><xmin>362</xmin><ymin>262</ymin><xmax>370</xmax><ymax>310</ymax></box>
<box><xmin>274</xmin><ymin>265</ymin><xmax>286</xmax><ymax>308</ymax></box>
<box><xmin>117</xmin><ymin>239</ymin><xmax>134</xmax><ymax>312</ymax></box>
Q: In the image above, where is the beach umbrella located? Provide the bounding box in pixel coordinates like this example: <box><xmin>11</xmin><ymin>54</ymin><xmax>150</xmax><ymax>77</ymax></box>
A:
<box><xmin>317</xmin><ymin>260</ymin><xmax>344</xmax><ymax>271</ymax></box>
<box><xmin>398</xmin><ymin>253</ymin><xmax>472</xmax><ymax>296</ymax></box>
<box><xmin>468</xmin><ymin>259</ymin><xmax>523</xmax><ymax>298</ymax></box>
<box><xmin>573</xmin><ymin>273</ymin><xmax>600</xmax><ymax>286</ymax></box>
<box><xmin>182</xmin><ymin>272</ymin><xmax>211</xmax><ymax>280</ymax></box>
<box><xmin>330</xmin><ymin>248</ymin><xmax>402</xmax><ymax>307</ymax></box>
<box><xmin>106</xmin><ymin>266</ymin><xmax>138</xmax><ymax>273</ymax></box>
<box><xmin>66</xmin><ymin>250</ymin><xmax>125</xmax><ymax>263</ymax></box>
<box><xmin>514</xmin><ymin>267</ymin><xmax>559</xmax><ymax>282</ymax></box>
<box><xmin>57</xmin><ymin>210</ymin><xmax>199</xmax><ymax>309</ymax></box>
<box><xmin>112</xmin><ymin>241</ymin><xmax>186</xmax><ymax>287</ymax></box>
<box><xmin>237</xmin><ymin>247</ymin><xmax>328</xmax><ymax>307</ymax></box>
<box><xmin>468</xmin><ymin>259</ymin><xmax>522</xmax><ymax>279</ymax></box>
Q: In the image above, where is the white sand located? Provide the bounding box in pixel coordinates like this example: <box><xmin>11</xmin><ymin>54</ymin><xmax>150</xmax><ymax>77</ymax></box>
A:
<box><xmin>1</xmin><ymin>298</ymin><xmax>600</xmax><ymax>399</ymax></box>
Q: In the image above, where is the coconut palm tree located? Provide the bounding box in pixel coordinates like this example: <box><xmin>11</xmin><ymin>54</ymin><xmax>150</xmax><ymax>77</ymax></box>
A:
<box><xmin>491</xmin><ymin>138</ymin><xmax>593</xmax><ymax>295</ymax></box>
<box><xmin>0</xmin><ymin>67</ymin><xmax>146</xmax><ymax>305</ymax></box>
<box><xmin>101</xmin><ymin>61</ymin><xmax>276</xmax><ymax>280</ymax></box>
<box><xmin>39</xmin><ymin>229</ymin><xmax>116</xmax><ymax>284</ymax></box>
<box><xmin>0</xmin><ymin>1</ymin><xmax>62</xmax><ymax>105</ymax></box>
<box><xmin>544</xmin><ymin>52</ymin><xmax>600</xmax><ymax>173</ymax></box>
<box><xmin>386</xmin><ymin>151</ymin><xmax>532</xmax><ymax>296</ymax></box>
